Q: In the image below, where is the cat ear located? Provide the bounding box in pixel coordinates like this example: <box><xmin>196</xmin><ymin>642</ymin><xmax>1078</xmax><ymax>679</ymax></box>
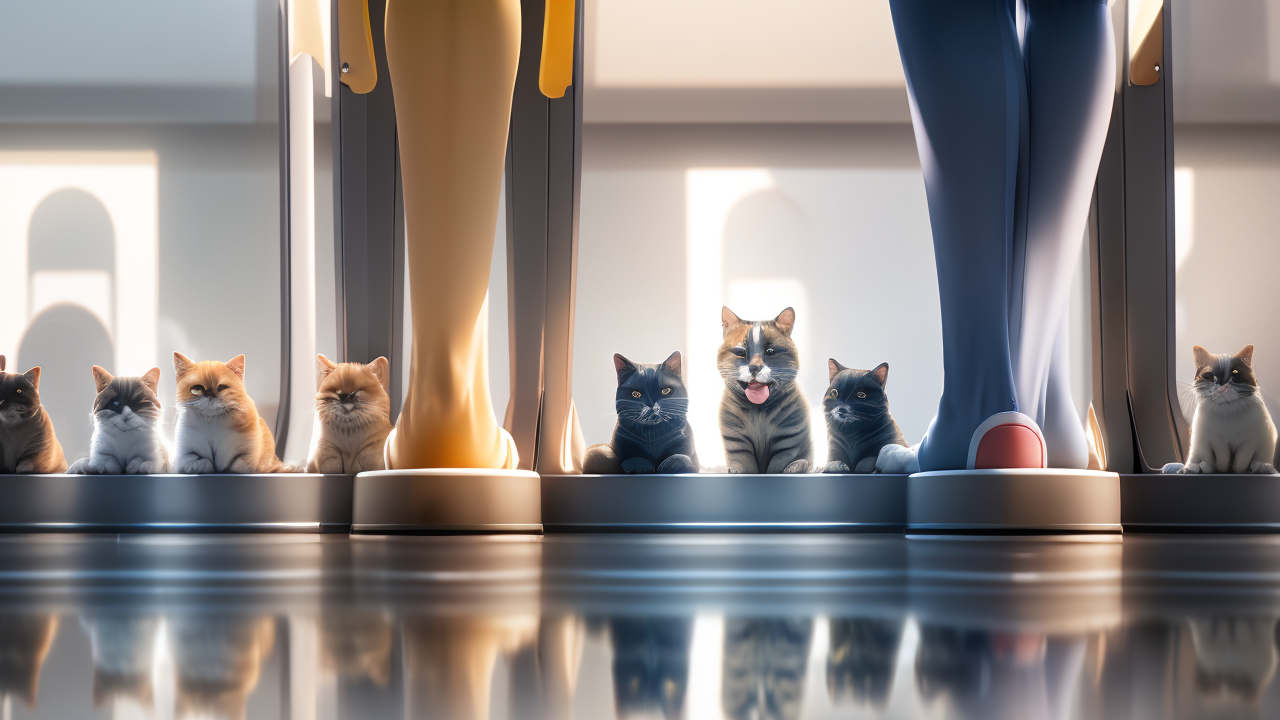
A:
<box><xmin>317</xmin><ymin>354</ymin><xmax>338</xmax><ymax>382</ymax></box>
<box><xmin>1237</xmin><ymin>345</ymin><xmax>1255</xmax><ymax>367</ymax></box>
<box><xmin>1193</xmin><ymin>345</ymin><xmax>1212</xmax><ymax>370</ymax></box>
<box><xmin>662</xmin><ymin>351</ymin><xmax>682</xmax><ymax>378</ymax></box>
<box><xmin>828</xmin><ymin>358</ymin><xmax>845</xmax><ymax>383</ymax></box>
<box><xmin>366</xmin><ymin>357</ymin><xmax>391</xmax><ymax>392</ymax></box>
<box><xmin>871</xmin><ymin>362</ymin><xmax>889</xmax><ymax>388</ymax></box>
<box><xmin>141</xmin><ymin>367</ymin><xmax>161</xmax><ymax>393</ymax></box>
<box><xmin>721</xmin><ymin>306</ymin><xmax>742</xmax><ymax>337</ymax></box>
<box><xmin>23</xmin><ymin>366</ymin><xmax>40</xmax><ymax>390</ymax></box>
<box><xmin>225</xmin><ymin>355</ymin><xmax>246</xmax><ymax>380</ymax></box>
<box><xmin>91</xmin><ymin>365</ymin><xmax>113</xmax><ymax>393</ymax></box>
<box><xmin>613</xmin><ymin>354</ymin><xmax>637</xmax><ymax>383</ymax></box>
<box><xmin>174</xmin><ymin>352</ymin><xmax>195</xmax><ymax>378</ymax></box>
<box><xmin>774</xmin><ymin>307</ymin><xmax>796</xmax><ymax>336</ymax></box>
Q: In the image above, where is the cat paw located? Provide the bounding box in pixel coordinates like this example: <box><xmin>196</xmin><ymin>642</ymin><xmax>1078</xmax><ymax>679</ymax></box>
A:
<box><xmin>177</xmin><ymin>457</ymin><xmax>216</xmax><ymax>474</ymax></box>
<box><xmin>133</xmin><ymin>460</ymin><xmax>167</xmax><ymax>474</ymax></box>
<box><xmin>66</xmin><ymin>458</ymin><xmax>92</xmax><ymax>475</ymax></box>
<box><xmin>823</xmin><ymin>461</ymin><xmax>851</xmax><ymax>474</ymax></box>
<box><xmin>1160</xmin><ymin>462</ymin><xmax>1185</xmax><ymax>474</ymax></box>
<box><xmin>1251</xmin><ymin>461</ymin><xmax>1278</xmax><ymax>474</ymax></box>
<box><xmin>783</xmin><ymin>459</ymin><xmax>811</xmax><ymax>474</ymax></box>
<box><xmin>854</xmin><ymin>456</ymin><xmax>879</xmax><ymax>474</ymax></box>
<box><xmin>656</xmin><ymin>455</ymin><xmax>698</xmax><ymax>474</ymax></box>
<box><xmin>582</xmin><ymin>444</ymin><xmax>622</xmax><ymax>474</ymax></box>
<box><xmin>876</xmin><ymin>444</ymin><xmax>920</xmax><ymax>474</ymax></box>
<box><xmin>621</xmin><ymin>457</ymin><xmax>657</xmax><ymax>474</ymax></box>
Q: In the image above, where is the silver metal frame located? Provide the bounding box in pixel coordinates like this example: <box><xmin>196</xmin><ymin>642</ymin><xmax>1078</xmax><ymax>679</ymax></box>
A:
<box><xmin>541</xmin><ymin>473</ymin><xmax>907</xmax><ymax>532</ymax></box>
<box><xmin>0</xmin><ymin>474</ymin><xmax>354</xmax><ymax>532</ymax></box>
<box><xmin>273</xmin><ymin>0</ymin><xmax>293</xmax><ymax>455</ymax></box>
<box><xmin>1094</xmin><ymin>0</ymin><xmax>1185</xmax><ymax>472</ymax></box>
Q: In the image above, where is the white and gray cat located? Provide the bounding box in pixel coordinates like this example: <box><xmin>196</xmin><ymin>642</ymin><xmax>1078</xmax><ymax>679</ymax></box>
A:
<box><xmin>68</xmin><ymin>366</ymin><xmax>169</xmax><ymax>475</ymax></box>
<box><xmin>1165</xmin><ymin>345</ymin><xmax>1278</xmax><ymax>474</ymax></box>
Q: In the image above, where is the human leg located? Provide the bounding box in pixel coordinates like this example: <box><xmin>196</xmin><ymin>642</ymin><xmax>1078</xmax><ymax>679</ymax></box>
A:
<box><xmin>1011</xmin><ymin>0</ymin><xmax>1114</xmax><ymax>453</ymax></box>
<box><xmin>384</xmin><ymin>0</ymin><xmax>521</xmax><ymax>469</ymax></box>
<box><xmin>888</xmin><ymin>0</ymin><xmax>1025</xmax><ymax>471</ymax></box>
<box><xmin>1043</xmin><ymin>308</ymin><xmax>1090</xmax><ymax>468</ymax></box>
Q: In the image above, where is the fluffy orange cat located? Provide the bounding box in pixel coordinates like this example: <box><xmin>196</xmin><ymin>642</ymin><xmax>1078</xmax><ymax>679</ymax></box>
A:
<box><xmin>307</xmin><ymin>355</ymin><xmax>391</xmax><ymax>474</ymax></box>
<box><xmin>172</xmin><ymin>353</ymin><xmax>296</xmax><ymax>473</ymax></box>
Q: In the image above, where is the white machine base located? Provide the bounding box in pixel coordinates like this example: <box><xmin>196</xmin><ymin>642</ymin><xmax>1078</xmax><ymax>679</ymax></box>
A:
<box><xmin>352</xmin><ymin>468</ymin><xmax>541</xmax><ymax>533</ymax></box>
<box><xmin>908</xmin><ymin>469</ymin><xmax>1122</xmax><ymax>534</ymax></box>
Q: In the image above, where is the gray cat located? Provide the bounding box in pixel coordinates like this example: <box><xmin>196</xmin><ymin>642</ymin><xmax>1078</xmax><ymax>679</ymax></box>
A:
<box><xmin>1164</xmin><ymin>345</ymin><xmax>1278</xmax><ymax>474</ymax></box>
<box><xmin>718</xmin><ymin>307</ymin><xmax>813</xmax><ymax>474</ymax></box>
<box><xmin>823</xmin><ymin>360</ymin><xmax>907</xmax><ymax>473</ymax></box>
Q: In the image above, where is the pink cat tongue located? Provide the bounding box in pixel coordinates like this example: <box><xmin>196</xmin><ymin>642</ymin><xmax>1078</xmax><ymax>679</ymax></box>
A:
<box><xmin>745</xmin><ymin>381</ymin><xmax>770</xmax><ymax>404</ymax></box>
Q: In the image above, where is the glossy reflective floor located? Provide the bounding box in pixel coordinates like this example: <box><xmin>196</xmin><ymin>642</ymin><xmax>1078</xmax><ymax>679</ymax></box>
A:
<box><xmin>1</xmin><ymin>534</ymin><xmax>1278</xmax><ymax>719</ymax></box>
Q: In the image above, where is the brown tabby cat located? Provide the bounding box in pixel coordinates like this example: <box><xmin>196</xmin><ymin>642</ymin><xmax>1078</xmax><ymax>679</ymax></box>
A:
<box><xmin>0</xmin><ymin>356</ymin><xmax>67</xmax><ymax>473</ymax></box>
<box><xmin>172</xmin><ymin>353</ymin><xmax>295</xmax><ymax>473</ymax></box>
<box><xmin>307</xmin><ymin>355</ymin><xmax>392</xmax><ymax>474</ymax></box>
<box><xmin>718</xmin><ymin>308</ymin><xmax>813</xmax><ymax>473</ymax></box>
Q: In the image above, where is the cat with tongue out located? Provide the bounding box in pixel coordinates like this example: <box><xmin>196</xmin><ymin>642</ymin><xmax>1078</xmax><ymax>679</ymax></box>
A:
<box><xmin>718</xmin><ymin>306</ymin><xmax>813</xmax><ymax>473</ymax></box>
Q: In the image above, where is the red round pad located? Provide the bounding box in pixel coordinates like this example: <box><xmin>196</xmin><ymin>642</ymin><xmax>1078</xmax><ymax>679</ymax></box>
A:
<box><xmin>973</xmin><ymin>424</ymin><xmax>1045</xmax><ymax>469</ymax></box>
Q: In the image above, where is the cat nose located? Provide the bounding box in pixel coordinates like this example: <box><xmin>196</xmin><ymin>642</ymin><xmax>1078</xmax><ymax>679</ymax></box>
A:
<box><xmin>338</xmin><ymin>392</ymin><xmax>353</xmax><ymax>403</ymax></box>
<box><xmin>748</xmin><ymin>363</ymin><xmax>763</xmax><ymax>374</ymax></box>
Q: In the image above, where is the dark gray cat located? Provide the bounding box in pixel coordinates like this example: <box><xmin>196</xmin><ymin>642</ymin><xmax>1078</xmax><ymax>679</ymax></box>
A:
<box><xmin>583</xmin><ymin>352</ymin><xmax>699</xmax><ymax>474</ymax></box>
<box><xmin>823</xmin><ymin>360</ymin><xmax>907</xmax><ymax>473</ymax></box>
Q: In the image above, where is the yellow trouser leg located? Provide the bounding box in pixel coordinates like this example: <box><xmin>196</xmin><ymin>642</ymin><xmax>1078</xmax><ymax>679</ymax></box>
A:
<box><xmin>384</xmin><ymin>0</ymin><xmax>520</xmax><ymax>470</ymax></box>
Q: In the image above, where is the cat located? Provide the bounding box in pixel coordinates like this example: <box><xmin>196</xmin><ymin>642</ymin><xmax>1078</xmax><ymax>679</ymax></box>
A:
<box><xmin>80</xmin><ymin>615</ymin><xmax>159</xmax><ymax>708</ymax></box>
<box><xmin>306</xmin><ymin>355</ymin><xmax>392</xmax><ymax>474</ymax></box>
<box><xmin>718</xmin><ymin>307</ymin><xmax>813</xmax><ymax>474</ymax></box>
<box><xmin>582</xmin><ymin>352</ymin><xmax>699</xmax><ymax>474</ymax></box>
<box><xmin>0</xmin><ymin>615</ymin><xmax>58</xmax><ymax>708</ymax></box>
<box><xmin>823</xmin><ymin>360</ymin><xmax>907</xmax><ymax>473</ymax></box>
<box><xmin>722</xmin><ymin>618</ymin><xmax>813</xmax><ymax>720</ymax></box>
<box><xmin>1178</xmin><ymin>345</ymin><xmax>1278</xmax><ymax>474</ymax></box>
<box><xmin>826</xmin><ymin>618</ymin><xmax>904</xmax><ymax>709</ymax></box>
<box><xmin>67</xmin><ymin>366</ymin><xmax>169</xmax><ymax>474</ymax></box>
<box><xmin>610</xmin><ymin>617</ymin><xmax>693</xmax><ymax>719</ymax></box>
<box><xmin>170</xmin><ymin>615</ymin><xmax>276</xmax><ymax>720</ymax></box>
<box><xmin>321</xmin><ymin>612</ymin><xmax>394</xmax><ymax>687</ymax></box>
<box><xmin>0</xmin><ymin>356</ymin><xmax>67</xmax><ymax>473</ymax></box>
<box><xmin>172</xmin><ymin>353</ymin><xmax>297</xmax><ymax>474</ymax></box>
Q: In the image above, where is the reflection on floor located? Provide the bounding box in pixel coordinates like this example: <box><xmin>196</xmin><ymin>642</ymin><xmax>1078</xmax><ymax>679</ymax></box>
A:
<box><xmin>0</xmin><ymin>534</ymin><xmax>1278</xmax><ymax>718</ymax></box>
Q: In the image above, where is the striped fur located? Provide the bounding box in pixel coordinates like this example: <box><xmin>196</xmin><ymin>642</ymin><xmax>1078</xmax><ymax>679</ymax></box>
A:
<box><xmin>717</xmin><ymin>307</ymin><xmax>813</xmax><ymax>473</ymax></box>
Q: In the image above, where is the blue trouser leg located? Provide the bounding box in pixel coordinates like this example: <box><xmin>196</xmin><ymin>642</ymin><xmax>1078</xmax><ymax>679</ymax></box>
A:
<box><xmin>1044</xmin><ymin>304</ymin><xmax>1090</xmax><ymax>467</ymax></box>
<box><xmin>1012</xmin><ymin>0</ymin><xmax>1114</xmax><ymax>467</ymax></box>
<box><xmin>889</xmin><ymin>0</ymin><xmax>1023</xmax><ymax>471</ymax></box>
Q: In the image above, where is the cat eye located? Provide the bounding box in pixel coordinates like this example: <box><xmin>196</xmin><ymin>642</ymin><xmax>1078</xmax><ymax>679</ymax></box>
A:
<box><xmin>731</xmin><ymin>347</ymin><xmax>746</xmax><ymax>357</ymax></box>
<box><xmin>1232</xmin><ymin>369</ymin><xmax>1239</xmax><ymax>374</ymax></box>
<box><xmin>112</xmin><ymin>400</ymin><xmax>119</xmax><ymax>406</ymax></box>
<box><xmin>765</xmin><ymin>347</ymin><xmax>776</xmax><ymax>356</ymax></box>
<box><xmin>661</xmin><ymin>387</ymin><xmax>672</xmax><ymax>395</ymax></box>
<box><xmin>13</xmin><ymin>388</ymin><xmax>20</xmax><ymax>394</ymax></box>
<box><xmin>856</xmin><ymin>391</ymin><xmax>867</xmax><ymax>399</ymax></box>
<box><xmin>190</xmin><ymin>385</ymin><xmax>205</xmax><ymax>395</ymax></box>
<box><xmin>631</xmin><ymin>390</ymin><xmax>642</xmax><ymax>398</ymax></box>
<box><xmin>827</xmin><ymin>388</ymin><xmax>838</xmax><ymax>398</ymax></box>
<box><xmin>216</xmin><ymin>384</ymin><xmax>229</xmax><ymax>393</ymax></box>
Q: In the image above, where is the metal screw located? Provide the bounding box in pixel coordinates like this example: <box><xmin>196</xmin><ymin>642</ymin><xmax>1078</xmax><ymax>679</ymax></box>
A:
<box><xmin>341</xmin><ymin>62</ymin><xmax>350</xmax><ymax>74</ymax></box>
<box><xmin>1154</xmin><ymin>65</ymin><xmax>1160</xmax><ymax>72</ymax></box>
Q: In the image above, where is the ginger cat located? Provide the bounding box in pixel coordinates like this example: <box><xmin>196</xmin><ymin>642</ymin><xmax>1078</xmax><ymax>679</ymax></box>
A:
<box><xmin>306</xmin><ymin>355</ymin><xmax>391</xmax><ymax>474</ymax></box>
<box><xmin>172</xmin><ymin>353</ymin><xmax>295</xmax><ymax>474</ymax></box>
